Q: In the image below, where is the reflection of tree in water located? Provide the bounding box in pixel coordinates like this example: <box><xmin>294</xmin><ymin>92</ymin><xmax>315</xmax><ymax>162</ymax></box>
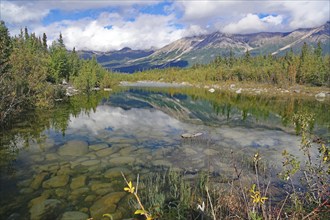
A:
<box><xmin>117</xmin><ymin>87</ymin><xmax>329</xmax><ymax>136</ymax></box>
<box><xmin>0</xmin><ymin>91</ymin><xmax>110</xmax><ymax>174</ymax></box>
<box><xmin>1</xmin><ymin>87</ymin><xmax>329</xmax><ymax>174</ymax></box>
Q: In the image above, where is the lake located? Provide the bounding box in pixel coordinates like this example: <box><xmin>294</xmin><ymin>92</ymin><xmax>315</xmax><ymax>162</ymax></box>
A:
<box><xmin>0</xmin><ymin>85</ymin><xmax>329</xmax><ymax>219</ymax></box>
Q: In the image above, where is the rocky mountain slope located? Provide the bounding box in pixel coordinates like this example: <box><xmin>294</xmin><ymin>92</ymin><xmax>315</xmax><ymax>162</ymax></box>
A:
<box><xmin>80</xmin><ymin>21</ymin><xmax>330</xmax><ymax>73</ymax></box>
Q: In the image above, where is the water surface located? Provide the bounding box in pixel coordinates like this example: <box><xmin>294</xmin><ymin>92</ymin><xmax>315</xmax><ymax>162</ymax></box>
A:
<box><xmin>0</xmin><ymin>86</ymin><xmax>329</xmax><ymax>219</ymax></box>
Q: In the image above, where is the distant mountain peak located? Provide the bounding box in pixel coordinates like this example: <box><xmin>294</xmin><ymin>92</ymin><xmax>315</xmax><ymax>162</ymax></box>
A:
<box><xmin>80</xmin><ymin>22</ymin><xmax>330</xmax><ymax>73</ymax></box>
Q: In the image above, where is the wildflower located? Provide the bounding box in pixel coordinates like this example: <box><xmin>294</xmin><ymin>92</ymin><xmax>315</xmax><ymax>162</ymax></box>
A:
<box><xmin>249</xmin><ymin>184</ymin><xmax>268</xmax><ymax>204</ymax></box>
<box><xmin>124</xmin><ymin>181</ymin><xmax>135</xmax><ymax>193</ymax></box>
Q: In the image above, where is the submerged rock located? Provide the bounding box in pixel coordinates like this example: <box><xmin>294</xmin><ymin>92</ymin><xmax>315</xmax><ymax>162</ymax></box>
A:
<box><xmin>70</xmin><ymin>175</ymin><xmax>87</xmax><ymax>190</ymax></box>
<box><xmin>29</xmin><ymin>191</ymin><xmax>51</xmax><ymax>208</ymax></box>
<box><xmin>95</xmin><ymin>147</ymin><xmax>116</xmax><ymax>157</ymax></box>
<box><xmin>109</xmin><ymin>156</ymin><xmax>135</xmax><ymax>165</ymax></box>
<box><xmin>81</xmin><ymin>159</ymin><xmax>100</xmax><ymax>166</ymax></box>
<box><xmin>42</xmin><ymin>175</ymin><xmax>69</xmax><ymax>188</ymax></box>
<box><xmin>60</xmin><ymin>211</ymin><xmax>89</xmax><ymax>220</ymax></box>
<box><xmin>104</xmin><ymin>167</ymin><xmax>130</xmax><ymax>179</ymax></box>
<box><xmin>29</xmin><ymin>199</ymin><xmax>63</xmax><ymax>220</ymax></box>
<box><xmin>89</xmin><ymin>143</ymin><xmax>109</xmax><ymax>151</ymax></box>
<box><xmin>90</xmin><ymin>192</ymin><xmax>126</xmax><ymax>219</ymax></box>
<box><xmin>58</xmin><ymin>140</ymin><xmax>89</xmax><ymax>157</ymax></box>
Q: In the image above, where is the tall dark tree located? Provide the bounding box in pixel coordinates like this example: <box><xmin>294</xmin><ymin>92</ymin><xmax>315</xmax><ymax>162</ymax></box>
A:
<box><xmin>24</xmin><ymin>27</ymin><xmax>29</xmax><ymax>40</ymax></box>
<box><xmin>42</xmin><ymin>33</ymin><xmax>48</xmax><ymax>50</ymax></box>
<box><xmin>0</xmin><ymin>21</ymin><xmax>12</xmax><ymax>76</ymax></box>
<box><xmin>58</xmin><ymin>33</ymin><xmax>65</xmax><ymax>48</ymax></box>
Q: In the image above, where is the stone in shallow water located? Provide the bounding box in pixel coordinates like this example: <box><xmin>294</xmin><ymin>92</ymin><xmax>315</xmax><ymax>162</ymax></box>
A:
<box><xmin>29</xmin><ymin>199</ymin><xmax>63</xmax><ymax>220</ymax></box>
<box><xmin>108</xmin><ymin>156</ymin><xmax>135</xmax><ymax>165</ymax></box>
<box><xmin>84</xmin><ymin>195</ymin><xmax>96</xmax><ymax>203</ymax></box>
<box><xmin>30</xmin><ymin>172</ymin><xmax>49</xmax><ymax>190</ymax></box>
<box><xmin>71</xmin><ymin>187</ymin><xmax>89</xmax><ymax>196</ymax></box>
<box><xmin>42</xmin><ymin>175</ymin><xmax>69</xmax><ymax>188</ymax></box>
<box><xmin>57</xmin><ymin>166</ymin><xmax>73</xmax><ymax>176</ymax></box>
<box><xmin>29</xmin><ymin>191</ymin><xmax>50</xmax><ymax>207</ymax></box>
<box><xmin>104</xmin><ymin>167</ymin><xmax>131</xmax><ymax>179</ymax></box>
<box><xmin>55</xmin><ymin>188</ymin><xmax>68</xmax><ymax>198</ymax></box>
<box><xmin>60</xmin><ymin>211</ymin><xmax>89</xmax><ymax>220</ymax></box>
<box><xmin>95</xmin><ymin>147</ymin><xmax>116</xmax><ymax>157</ymax></box>
<box><xmin>89</xmin><ymin>143</ymin><xmax>109</xmax><ymax>151</ymax></box>
<box><xmin>90</xmin><ymin>182</ymin><xmax>111</xmax><ymax>191</ymax></box>
<box><xmin>81</xmin><ymin>159</ymin><xmax>100</xmax><ymax>166</ymax></box>
<box><xmin>181</xmin><ymin>133</ymin><xmax>203</xmax><ymax>138</ymax></box>
<box><xmin>90</xmin><ymin>192</ymin><xmax>126</xmax><ymax>220</ymax></box>
<box><xmin>70</xmin><ymin>175</ymin><xmax>87</xmax><ymax>190</ymax></box>
<box><xmin>58</xmin><ymin>140</ymin><xmax>89</xmax><ymax>157</ymax></box>
<box><xmin>20</xmin><ymin>188</ymin><xmax>34</xmax><ymax>194</ymax></box>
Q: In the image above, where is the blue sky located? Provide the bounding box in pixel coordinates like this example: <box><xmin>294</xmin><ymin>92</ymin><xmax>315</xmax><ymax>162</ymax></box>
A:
<box><xmin>1</xmin><ymin>0</ymin><xmax>329</xmax><ymax>51</ymax></box>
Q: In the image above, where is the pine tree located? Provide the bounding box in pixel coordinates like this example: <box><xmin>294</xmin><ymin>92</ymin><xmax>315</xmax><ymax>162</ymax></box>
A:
<box><xmin>0</xmin><ymin>21</ymin><xmax>12</xmax><ymax>77</ymax></box>
<box><xmin>58</xmin><ymin>33</ymin><xmax>65</xmax><ymax>48</ymax></box>
<box><xmin>42</xmin><ymin>33</ymin><xmax>47</xmax><ymax>50</ymax></box>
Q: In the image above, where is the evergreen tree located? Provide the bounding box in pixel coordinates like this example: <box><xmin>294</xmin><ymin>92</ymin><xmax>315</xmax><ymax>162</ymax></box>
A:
<box><xmin>0</xmin><ymin>21</ymin><xmax>12</xmax><ymax>77</ymax></box>
<box><xmin>58</xmin><ymin>33</ymin><xmax>65</xmax><ymax>48</ymax></box>
<box><xmin>42</xmin><ymin>33</ymin><xmax>48</xmax><ymax>50</ymax></box>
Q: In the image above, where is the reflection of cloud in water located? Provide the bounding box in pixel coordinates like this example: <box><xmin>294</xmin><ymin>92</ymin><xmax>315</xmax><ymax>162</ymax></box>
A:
<box><xmin>67</xmin><ymin>105</ymin><xmax>184</xmax><ymax>136</ymax></box>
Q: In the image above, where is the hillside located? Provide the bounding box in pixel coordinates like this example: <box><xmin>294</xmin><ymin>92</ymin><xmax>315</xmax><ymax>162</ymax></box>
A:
<box><xmin>80</xmin><ymin>21</ymin><xmax>330</xmax><ymax>73</ymax></box>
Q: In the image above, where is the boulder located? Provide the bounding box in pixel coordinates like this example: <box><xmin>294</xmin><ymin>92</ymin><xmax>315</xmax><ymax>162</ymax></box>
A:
<box><xmin>315</xmin><ymin>92</ymin><xmax>326</xmax><ymax>101</ymax></box>
<box><xmin>29</xmin><ymin>199</ymin><xmax>63</xmax><ymax>220</ymax></box>
<box><xmin>181</xmin><ymin>132</ymin><xmax>203</xmax><ymax>138</ymax></box>
<box><xmin>58</xmin><ymin>140</ymin><xmax>89</xmax><ymax>157</ymax></box>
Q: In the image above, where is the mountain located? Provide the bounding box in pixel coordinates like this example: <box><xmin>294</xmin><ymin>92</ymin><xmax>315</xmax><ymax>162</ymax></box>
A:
<box><xmin>78</xmin><ymin>47</ymin><xmax>154</xmax><ymax>70</ymax></box>
<box><xmin>80</xmin><ymin>22</ymin><xmax>330</xmax><ymax>73</ymax></box>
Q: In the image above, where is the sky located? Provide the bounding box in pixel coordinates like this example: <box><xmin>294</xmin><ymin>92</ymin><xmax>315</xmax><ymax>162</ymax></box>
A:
<box><xmin>1</xmin><ymin>0</ymin><xmax>329</xmax><ymax>52</ymax></box>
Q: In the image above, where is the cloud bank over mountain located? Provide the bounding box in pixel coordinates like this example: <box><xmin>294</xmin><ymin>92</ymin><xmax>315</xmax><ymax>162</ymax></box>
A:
<box><xmin>1</xmin><ymin>0</ymin><xmax>329</xmax><ymax>51</ymax></box>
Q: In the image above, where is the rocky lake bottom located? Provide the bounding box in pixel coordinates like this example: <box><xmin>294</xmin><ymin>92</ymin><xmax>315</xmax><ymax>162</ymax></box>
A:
<box><xmin>0</xmin><ymin>86</ymin><xmax>328</xmax><ymax>220</ymax></box>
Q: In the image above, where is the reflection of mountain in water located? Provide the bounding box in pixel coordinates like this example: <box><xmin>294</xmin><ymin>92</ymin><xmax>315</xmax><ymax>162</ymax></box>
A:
<box><xmin>108</xmin><ymin>88</ymin><xmax>287</xmax><ymax>132</ymax></box>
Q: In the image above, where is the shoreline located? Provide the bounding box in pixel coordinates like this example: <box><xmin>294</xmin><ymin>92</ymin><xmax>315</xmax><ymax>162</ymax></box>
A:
<box><xmin>119</xmin><ymin>80</ymin><xmax>330</xmax><ymax>100</ymax></box>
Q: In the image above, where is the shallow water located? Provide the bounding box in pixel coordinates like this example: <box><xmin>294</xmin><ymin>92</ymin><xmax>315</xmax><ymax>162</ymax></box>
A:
<box><xmin>0</xmin><ymin>86</ymin><xmax>329</xmax><ymax>219</ymax></box>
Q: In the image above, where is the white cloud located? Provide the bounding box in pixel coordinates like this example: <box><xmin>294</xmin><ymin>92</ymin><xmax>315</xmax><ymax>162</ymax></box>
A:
<box><xmin>0</xmin><ymin>1</ymin><xmax>49</xmax><ymax>24</ymax></box>
<box><xmin>261</xmin><ymin>15</ymin><xmax>283</xmax><ymax>26</ymax></box>
<box><xmin>175</xmin><ymin>0</ymin><xmax>329</xmax><ymax>32</ymax></box>
<box><xmin>68</xmin><ymin>105</ymin><xmax>183</xmax><ymax>136</ymax></box>
<box><xmin>183</xmin><ymin>25</ymin><xmax>207</xmax><ymax>37</ymax></box>
<box><xmin>33</xmin><ymin>13</ymin><xmax>184</xmax><ymax>51</ymax></box>
<box><xmin>223</xmin><ymin>14</ymin><xmax>266</xmax><ymax>34</ymax></box>
<box><xmin>1</xmin><ymin>0</ymin><xmax>329</xmax><ymax>50</ymax></box>
<box><xmin>280</xmin><ymin>1</ymin><xmax>330</xmax><ymax>29</ymax></box>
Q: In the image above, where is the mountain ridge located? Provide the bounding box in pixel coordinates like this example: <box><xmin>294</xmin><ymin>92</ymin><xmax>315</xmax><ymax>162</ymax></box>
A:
<box><xmin>80</xmin><ymin>21</ymin><xmax>330</xmax><ymax>73</ymax></box>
